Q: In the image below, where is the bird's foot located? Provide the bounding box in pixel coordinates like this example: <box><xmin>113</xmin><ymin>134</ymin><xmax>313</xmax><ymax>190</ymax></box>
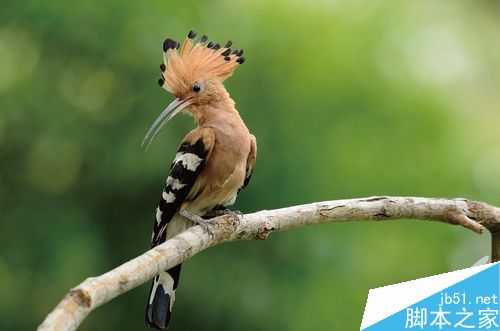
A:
<box><xmin>179</xmin><ymin>210</ymin><xmax>215</xmax><ymax>237</ymax></box>
<box><xmin>221</xmin><ymin>209</ymin><xmax>243</xmax><ymax>220</ymax></box>
<box><xmin>204</xmin><ymin>208</ymin><xmax>243</xmax><ymax>220</ymax></box>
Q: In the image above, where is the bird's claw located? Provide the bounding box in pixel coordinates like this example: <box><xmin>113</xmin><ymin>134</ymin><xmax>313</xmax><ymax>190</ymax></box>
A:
<box><xmin>222</xmin><ymin>209</ymin><xmax>243</xmax><ymax>221</ymax></box>
<box><xmin>205</xmin><ymin>208</ymin><xmax>243</xmax><ymax>220</ymax></box>
<box><xmin>194</xmin><ymin>219</ymin><xmax>216</xmax><ymax>238</ymax></box>
<box><xmin>226</xmin><ymin>209</ymin><xmax>243</xmax><ymax>216</ymax></box>
<box><xmin>179</xmin><ymin>210</ymin><xmax>215</xmax><ymax>238</ymax></box>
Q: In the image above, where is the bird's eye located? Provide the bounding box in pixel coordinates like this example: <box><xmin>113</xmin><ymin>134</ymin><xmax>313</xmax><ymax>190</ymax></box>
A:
<box><xmin>192</xmin><ymin>82</ymin><xmax>201</xmax><ymax>93</ymax></box>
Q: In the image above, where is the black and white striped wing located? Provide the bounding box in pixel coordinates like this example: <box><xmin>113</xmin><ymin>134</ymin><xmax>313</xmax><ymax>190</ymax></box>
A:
<box><xmin>150</xmin><ymin>137</ymin><xmax>210</xmax><ymax>247</ymax></box>
<box><xmin>146</xmin><ymin>133</ymin><xmax>213</xmax><ymax>329</ymax></box>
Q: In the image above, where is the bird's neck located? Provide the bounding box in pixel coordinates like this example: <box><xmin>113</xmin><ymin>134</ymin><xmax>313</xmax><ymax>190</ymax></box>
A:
<box><xmin>192</xmin><ymin>94</ymin><xmax>242</xmax><ymax>128</ymax></box>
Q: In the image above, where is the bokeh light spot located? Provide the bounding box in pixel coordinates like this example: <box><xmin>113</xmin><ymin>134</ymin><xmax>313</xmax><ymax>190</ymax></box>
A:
<box><xmin>0</xmin><ymin>29</ymin><xmax>39</xmax><ymax>93</ymax></box>
<box><xmin>27</xmin><ymin>139</ymin><xmax>82</xmax><ymax>193</ymax></box>
<box><xmin>59</xmin><ymin>67</ymin><xmax>117</xmax><ymax>120</ymax></box>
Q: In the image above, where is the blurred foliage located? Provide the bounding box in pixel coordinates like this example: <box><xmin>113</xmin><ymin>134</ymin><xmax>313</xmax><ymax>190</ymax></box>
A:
<box><xmin>0</xmin><ymin>0</ymin><xmax>499</xmax><ymax>330</ymax></box>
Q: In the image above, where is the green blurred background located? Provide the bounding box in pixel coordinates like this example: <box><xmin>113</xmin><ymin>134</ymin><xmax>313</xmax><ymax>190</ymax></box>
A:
<box><xmin>1</xmin><ymin>0</ymin><xmax>499</xmax><ymax>330</ymax></box>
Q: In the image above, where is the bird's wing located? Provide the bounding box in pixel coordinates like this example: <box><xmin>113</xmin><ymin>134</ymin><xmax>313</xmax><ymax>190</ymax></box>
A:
<box><xmin>239</xmin><ymin>133</ymin><xmax>257</xmax><ymax>192</ymax></box>
<box><xmin>151</xmin><ymin>127</ymin><xmax>215</xmax><ymax>247</ymax></box>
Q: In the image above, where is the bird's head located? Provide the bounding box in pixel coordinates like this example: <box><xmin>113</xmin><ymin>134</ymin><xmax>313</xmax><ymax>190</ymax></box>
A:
<box><xmin>142</xmin><ymin>30</ymin><xmax>245</xmax><ymax>148</ymax></box>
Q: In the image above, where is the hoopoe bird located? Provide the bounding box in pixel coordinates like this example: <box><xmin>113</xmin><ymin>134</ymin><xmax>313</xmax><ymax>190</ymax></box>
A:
<box><xmin>142</xmin><ymin>30</ymin><xmax>257</xmax><ymax>330</ymax></box>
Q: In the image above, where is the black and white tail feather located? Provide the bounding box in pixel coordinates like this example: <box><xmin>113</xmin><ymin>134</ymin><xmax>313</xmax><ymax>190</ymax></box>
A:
<box><xmin>145</xmin><ymin>138</ymin><xmax>208</xmax><ymax>330</ymax></box>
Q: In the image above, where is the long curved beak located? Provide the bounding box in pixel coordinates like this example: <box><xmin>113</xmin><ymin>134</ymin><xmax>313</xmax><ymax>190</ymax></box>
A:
<box><xmin>141</xmin><ymin>97</ymin><xmax>193</xmax><ymax>150</ymax></box>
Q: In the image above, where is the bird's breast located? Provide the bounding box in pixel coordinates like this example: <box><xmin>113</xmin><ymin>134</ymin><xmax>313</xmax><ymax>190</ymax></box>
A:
<box><xmin>184</xmin><ymin>124</ymin><xmax>250</xmax><ymax>213</ymax></box>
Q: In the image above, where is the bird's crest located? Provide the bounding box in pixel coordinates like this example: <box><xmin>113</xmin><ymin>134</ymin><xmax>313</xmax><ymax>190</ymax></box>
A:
<box><xmin>158</xmin><ymin>30</ymin><xmax>245</xmax><ymax>94</ymax></box>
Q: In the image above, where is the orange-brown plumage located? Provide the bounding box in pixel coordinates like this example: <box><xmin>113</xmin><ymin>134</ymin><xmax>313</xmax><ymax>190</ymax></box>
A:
<box><xmin>160</xmin><ymin>34</ymin><xmax>244</xmax><ymax>99</ymax></box>
<box><xmin>144</xmin><ymin>30</ymin><xmax>255</xmax><ymax>330</ymax></box>
<box><xmin>182</xmin><ymin>106</ymin><xmax>255</xmax><ymax>213</ymax></box>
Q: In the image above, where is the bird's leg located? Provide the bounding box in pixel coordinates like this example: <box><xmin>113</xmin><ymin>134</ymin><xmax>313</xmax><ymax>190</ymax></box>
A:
<box><xmin>179</xmin><ymin>210</ymin><xmax>214</xmax><ymax>237</ymax></box>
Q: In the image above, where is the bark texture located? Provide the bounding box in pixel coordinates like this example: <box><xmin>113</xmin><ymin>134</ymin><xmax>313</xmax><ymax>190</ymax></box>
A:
<box><xmin>38</xmin><ymin>196</ymin><xmax>500</xmax><ymax>331</ymax></box>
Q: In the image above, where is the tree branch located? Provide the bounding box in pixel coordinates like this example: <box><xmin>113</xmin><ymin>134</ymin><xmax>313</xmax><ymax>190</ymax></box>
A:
<box><xmin>37</xmin><ymin>196</ymin><xmax>500</xmax><ymax>331</ymax></box>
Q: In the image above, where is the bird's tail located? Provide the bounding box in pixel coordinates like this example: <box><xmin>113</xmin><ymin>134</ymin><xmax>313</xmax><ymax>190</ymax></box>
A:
<box><xmin>145</xmin><ymin>264</ymin><xmax>182</xmax><ymax>330</ymax></box>
<box><xmin>145</xmin><ymin>214</ymin><xmax>189</xmax><ymax>330</ymax></box>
